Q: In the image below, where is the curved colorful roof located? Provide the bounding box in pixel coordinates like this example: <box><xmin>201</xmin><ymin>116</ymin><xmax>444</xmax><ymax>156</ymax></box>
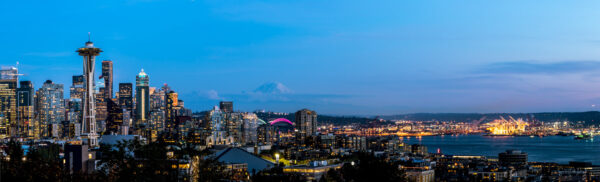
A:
<box><xmin>269</xmin><ymin>118</ymin><xmax>293</xmax><ymax>125</ymax></box>
<box><xmin>257</xmin><ymin>118</ymin><xmax>267</xmax><ymax>125</ymax></box>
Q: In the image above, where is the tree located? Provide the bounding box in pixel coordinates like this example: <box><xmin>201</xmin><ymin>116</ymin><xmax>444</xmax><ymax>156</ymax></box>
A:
<box><xmin>337</xmin><ymin>153</ymin><xmax>406</xmax><ymax>182</ymax></box>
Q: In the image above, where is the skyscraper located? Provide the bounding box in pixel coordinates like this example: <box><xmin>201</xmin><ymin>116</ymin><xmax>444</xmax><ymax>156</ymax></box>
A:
<box><xmin>106</xmin><ymin>99</ymin><xmax>123</xmax><ymax>135</ymax></box>
<box><xmin>165</xmin><ymin>91</ymin><xmax>178</xmax><ymax>132</ymax></box>
<box><xmin>101</xmin><ymin>60</ymin><xmax>113</xmax><ymax>99</ymax></box>
<box><xmin>95</xmin><ymin>87</ymin><xmax>108</xmax><ymax>121</ymax></box>
<box><xmin>295</xmin><ymin>109</ymin><xmax>318</xmax><ymax>142</ymax></box>
<box><xmin>16</xmin><ymin>81</ymin><xmax>34</xmax><ymax>138</ymax></box>
<box><xmin>219</xmin><ymin>101</ymin><xmax>233</xmax><ymax>113</ymax></box>
<box><xmin>35</xmin><ymin>80</ymin><xmax>65</xmax><ymax>138</ymax></box>
<box><xmin>0</xmin><ymin>66</ymin><xmax>17</xmax><ymax>138</ymax></box>
<box><xmin>135</xmin><ymin>69</ymin><xmax>150</xmax><ymax>125</ymax></box>
<box><xmin>118</xmin><ymin>83</ymin><xmax>133</xmax><ymax>111</ymax></box>
<box><xmin>77</xmin><ymin>39</ymin><xmax>101</xmax><ymax>147</ymax></box>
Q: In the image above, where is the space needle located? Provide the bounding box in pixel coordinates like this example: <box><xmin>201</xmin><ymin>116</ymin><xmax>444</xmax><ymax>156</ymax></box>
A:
<box><xmin>76</xmin><ymin>33</ymin><xmax>102</xmax><ymax>147</ymax></box>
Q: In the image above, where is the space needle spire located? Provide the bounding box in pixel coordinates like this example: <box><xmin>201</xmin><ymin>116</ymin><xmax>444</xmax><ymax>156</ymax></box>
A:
<box><xmin>76</xmin><ymin>33</ymin><xmax>102</xmax><ymax>147</ymax></box>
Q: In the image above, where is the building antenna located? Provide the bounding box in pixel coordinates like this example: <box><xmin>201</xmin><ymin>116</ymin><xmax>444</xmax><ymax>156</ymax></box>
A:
<box><xmin>88</xmin><ymin>32</ymin><xmax>91</xmax><ymax>42</ymax></box>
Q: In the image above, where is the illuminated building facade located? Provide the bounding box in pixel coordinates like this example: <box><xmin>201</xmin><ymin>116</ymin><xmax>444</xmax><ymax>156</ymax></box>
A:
<box><xmin>205</xmin><ymin>106</ymin><xmax>234</xmax><ymax>146</ymax></box>
<box><xmin>257</xmin><ymin>124</ymin><xmax>278</xmax><ymax>144</ymax></box>
<box><xmin>241</xmin><ymin>113</ymin><xmax>261</xmax><ymax>144</ymax></box>
<box><xmin>150</xmin><ymin>87</ymin><xmax>166</xmax><ymax>111</ymax></box>
<box><xmin>0</xmin><ymin>83</ymin><xmax>15</xmax><ymax>138</ymax></box>
<box><xmin>166</xmin><ymin>91</ymin><xmax>178</xmax><ymax>132</ymax></box>
<box><xmin>95</xmin><ymin>87</ymin><xmax>107</xmax><ymax>121</ymax></box>
<box><xmin>68</xmin><ymin>75</ymin><xmax>84</xmax><ymax>127</ymax></box>
<box><xmin>70</xmin><ymin>75</ymin><xmax>85</xmax><ymax>99</ymax></box>
<box><xmin>224</xmin><ymin>112</ymin><xmax>243</xmax><ymax>143</ymax></box>
<box><xmin>35</xmin><ymin>80</ymin><xmax>65</xmax><ymax>138</ymax></box>
<box><xmin>0</xmin><ymin>66</ymin><xmax>17</xmax><ymax>138</ymax></box>
<box><xmin>149</xmin><ymin>109</ymin><xmax>165</xmax><ymax>141</ymax></box>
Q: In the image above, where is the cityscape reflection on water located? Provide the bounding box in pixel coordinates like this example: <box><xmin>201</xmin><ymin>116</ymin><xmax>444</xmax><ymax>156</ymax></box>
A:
<box><xmin>404</xmin><ymin>134</ymin><xmax>599</xmax><ymax>164</ymax></box>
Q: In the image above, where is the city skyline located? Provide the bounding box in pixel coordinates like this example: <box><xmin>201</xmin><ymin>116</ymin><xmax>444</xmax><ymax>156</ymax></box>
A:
<box><xmin>4</xmin><ymin>1</ymin><xmax>600</xmax><ymax>115</ymax></box>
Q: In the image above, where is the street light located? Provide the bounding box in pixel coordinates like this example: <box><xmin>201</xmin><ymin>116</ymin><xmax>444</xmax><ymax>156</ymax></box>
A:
<box><xmin>275</xmin><ymin>153</ymin><xmax>280</xmax><ymax>164</ymax></box>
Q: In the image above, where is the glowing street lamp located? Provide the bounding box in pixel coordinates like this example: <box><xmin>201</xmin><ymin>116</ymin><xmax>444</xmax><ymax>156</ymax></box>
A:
<box><xmin>275</xmin><ymin>153</ymin><xmax>280</xmax><ymax>164</ymax></box>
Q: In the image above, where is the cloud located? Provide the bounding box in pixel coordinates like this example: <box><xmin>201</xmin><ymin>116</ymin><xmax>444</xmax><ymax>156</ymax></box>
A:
<box><xmin>207</xmin><ymin>90</ymin><xmax>223</xmax><ymax>100</ymax></box>
<box><xmin>481</xmin><ymin>60</ymin><xmax>600</xmax><ymax>74</ymax></box>
<box><xmin>253</xmin><ymin>82</ymin><xmax>292</xmax><ymax>94</ymax></box>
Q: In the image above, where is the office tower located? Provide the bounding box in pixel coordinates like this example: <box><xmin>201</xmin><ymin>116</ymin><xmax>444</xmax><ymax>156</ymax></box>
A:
<box><xmin>77</xmin><ymin>39</ymin><xmax>101</xmax><ymax>147</ymax></box>
<box><xmin>95</xmin><ymin>87</ymin><xmax>107</xmax><ymax>121</ymax></box>
<box><xmin>16</xmin><ymin>81</ymin><xmax>34</xmax><ymax>138</ymax></box>
<box><xmin>35</xmin><ymin>80</ymin><xmax>65</xmax><ymax>138</ymax></box>
<box><xmin>295</xmin><ymin>109</ymin><xmax>318</xmax><ymax>142</ymax></box>
<box><xmin>106</xmin><ymin>99</ymin><xmax>123</xmax><ymax>134</ymax></box>
<box><xmin>220</xmin><ymin>101</ymin><xmax>233</xmax><ymax>113</ymax></box>
<box><xmin>135</xmin><ymin>69</ymin><xmax>150</xmax><ymax>125</ymax></box>
<box><xmin>101</xmin><ymin>60</ymin><xmax>113</xmax><ymax>99</ymax></box>
<box><xmin>0</xmin><ymin>66</ymin><xmax>17</xmax><ymax>138</ymax></box>
<box><xmin>118</xmin><ymin>83</ymin><xmax>133</xmax><ymax>111</ymax></box>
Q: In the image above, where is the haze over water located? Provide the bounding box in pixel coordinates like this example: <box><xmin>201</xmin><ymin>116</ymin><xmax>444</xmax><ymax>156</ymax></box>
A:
<box><xmin>405</xmin><ymin>135</ymin><xmax>600</xmax><ymax>164</ymax></box>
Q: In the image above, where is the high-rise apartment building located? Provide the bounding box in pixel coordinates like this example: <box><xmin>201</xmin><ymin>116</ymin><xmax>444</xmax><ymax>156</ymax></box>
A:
<box><xmin>35</xmin><ymin>80</ymin><xmax>65</xmax><ymax>138</ymax></box>
<box><xmin>295</xmin><ymin>109</ymin><xmax>318</xmax><ymax>142</ymax></box>
<box><xmin>70</xmin><ymin>75</ymin><xmax>85</xmax><ymax>99</ymax></box>
<box><xmin>165</xmin><ymin>91</ymin><xmax>178</xmax><ymax>131</ymax></box>
<box><xmin>150</xmin><ymin>87</ymin><xmax>166</xmax><ymax>111</ymax></box>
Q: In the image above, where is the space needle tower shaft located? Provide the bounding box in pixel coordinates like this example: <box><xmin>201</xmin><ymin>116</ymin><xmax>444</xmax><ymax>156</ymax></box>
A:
<box><xmin>76</xmin><ymin>34</ymin><xmax>102</xmax><ymax>147</ymax></box>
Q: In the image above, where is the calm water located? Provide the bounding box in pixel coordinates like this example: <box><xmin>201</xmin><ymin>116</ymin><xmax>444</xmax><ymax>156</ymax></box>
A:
<box><xmin>403</xmin><ymin>135</ymin><xmax>600</xmax><ymax>164</ymax></box>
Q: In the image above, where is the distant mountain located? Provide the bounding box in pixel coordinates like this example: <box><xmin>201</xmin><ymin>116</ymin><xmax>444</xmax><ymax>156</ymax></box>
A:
<box><xmin>254</xmin><ymin>112</ymin><xmax>376</xmax><ymax>125</ymax></box>
<box><xmin>381</xmin><ymin>111</ymin><xmax>600</xmax><ymax>125</ymax></box>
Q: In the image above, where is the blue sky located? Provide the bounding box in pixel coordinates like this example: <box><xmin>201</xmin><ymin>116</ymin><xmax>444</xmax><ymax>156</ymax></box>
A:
<box><xmin>2</xmin><ymin>1</ymin><xmax>600</xmax><ymax>115</ymax></box>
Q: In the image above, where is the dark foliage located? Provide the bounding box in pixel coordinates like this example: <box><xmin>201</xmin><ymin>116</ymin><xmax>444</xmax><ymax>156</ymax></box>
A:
<box><xmin>320</xmin><ymin>153</ymin><xmax>406</xmax><ymax>182</ymax></box>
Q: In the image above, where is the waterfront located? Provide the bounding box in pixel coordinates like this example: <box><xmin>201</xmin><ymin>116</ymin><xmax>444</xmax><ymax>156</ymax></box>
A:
<box><xmin>404</xmin><ymin>134</ymin><xmax>600</xmax><ymax>164</ymax></box>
